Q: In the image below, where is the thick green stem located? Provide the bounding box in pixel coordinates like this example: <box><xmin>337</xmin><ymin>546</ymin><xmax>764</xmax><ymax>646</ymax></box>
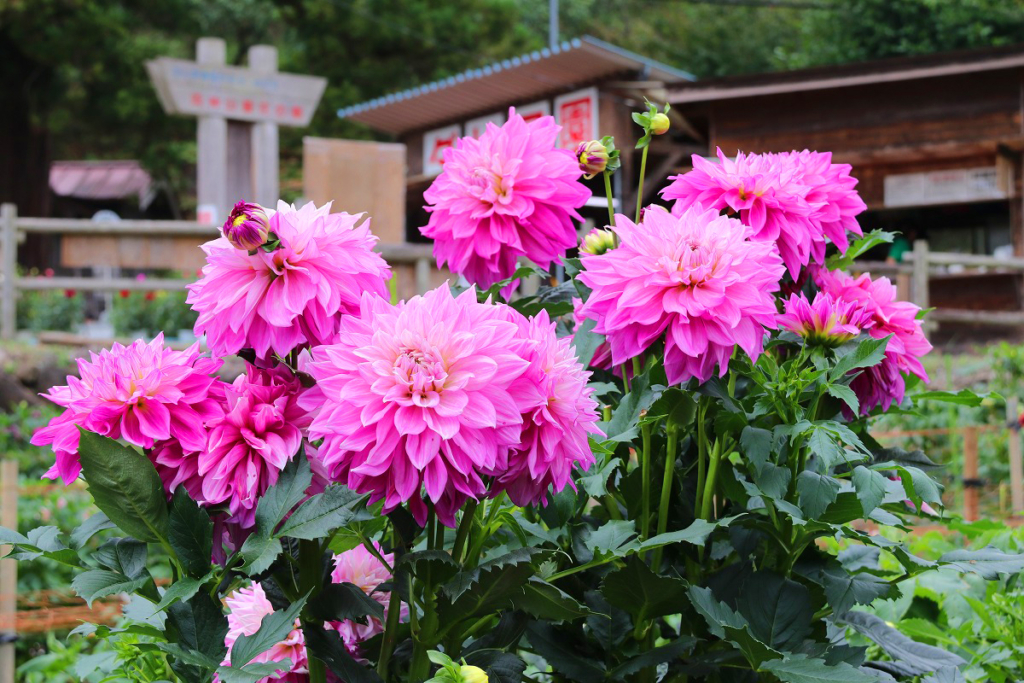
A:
<box><xmin>635</xmin><ymin>144</ymin><xmax>650</xmax><ymax>223</ymax></box>
<box><xmin>603</xmin><ymin>171</ymin><xmax>618</xmax><ymax>238</ymax></box>
<box><xmin>700</xmin><ymin>440</ymin><xmax>723</xmax><ymax>521</ymax></box>
<box><xmin>298</xmin><ymin>539</ymin><xmax>327</xmax><ymax>683</ymax></box>
<box><xmin>451</xmin><ymin>499</ymin><xmax>479</xmax><ymax>564</ymax></box>
<box><xmin>652</xmin><ymin>420</ymin><xmax>679</xmax><ymax>569</ymax></box>
<box><xmin>635</xmin><ymin>357</ymin><xmax>652</xmax><ymax>541</ymax></box>
<box><xmin>377</xmin><ymin>585</ymin><xmax>403</xmax><ymax>680</ymax></box>
<box><xmin>308</xmin><ymin>657</ymin><xmax>327</xmax><ymax>683</ymax></box>
<box><xmin>694</xmin><ymin>400</ymin><xmax>708</xmax><ymax>516</ymax></box>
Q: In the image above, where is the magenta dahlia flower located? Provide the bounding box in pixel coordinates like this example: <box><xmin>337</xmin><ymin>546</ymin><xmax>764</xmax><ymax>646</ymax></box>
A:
<box><xmin>188</xmin><ymin>200</ymin><xmax>391</xmax><ymax>360</ymax></box>
<box><xmin>327</xmin><ymin>542</ymin><xmax>406</xmax><ymax>660</ymax></box>
<box><xmin>419</xmin><ymin>108</ymin><xmax>591</xmax><ymax>291</ymax></box>
<box><xmin>149</xmin><ymin>439</ymin><xmax>204</xmax><ymax>500</ymax></box>
<box><xmin>218</xmin><ymin>582</ymin><xmax>307</xmax><ymax>683</ymax></box>
<box><xmin>816</xmin><ymin>269</ymin><xmax>931</xmax><ymax>414</ymax></box>
<box><xmin>494</xmin><ymin>310</ymin><xmax>602</xmax><ymax>507</ymax></box>
<box><xmin>577</xmin><ymin>206</ymin><xmax>785</xmax><ymax>385</ymax></box>
<box><xmin>304</xmin><ymin>287</ymin><xmax>530</xmax><ymax>526</ymax></box>
<box><xmin>31</xmin><ymin>335</ymin><xmax>223</xmax><ymax>484</ymax></box>
<box><xmin>660</xmin><ymin>148</ymin><xmax>865</xmax><ymax>278</ymax></box>
<box><xmin>777</xmin><ymin>291</ymin><xmax>871</xmax><ymax>347</ymax></box>
<box><xmin>199</xmin><ymin>364</ymin><xmax>311</xmax><ymax>527</ymax></box>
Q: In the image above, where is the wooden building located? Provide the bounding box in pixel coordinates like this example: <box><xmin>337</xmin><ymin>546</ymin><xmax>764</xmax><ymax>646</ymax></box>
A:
<box><xmin>319</xmin><ymin>36</ymin><xmax>698</xmax><ymax>248</ymax></box>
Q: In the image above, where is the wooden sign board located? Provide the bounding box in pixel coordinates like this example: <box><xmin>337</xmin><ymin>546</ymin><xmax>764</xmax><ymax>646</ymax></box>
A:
<box><xmin>884</xmin><ymin>167</ymin><xmax>1007</xmax><ymax>208</ymax></box>
<box><xmin>146</xmin><ymin>57</ymin><xmax>326</xmax><ymax>127</ymax></box>
<box><xmin>466</xmin><ymin>112</ymin><xmax>505</xmax><ymax>139</ymax></box>
<box><xmin>555</xmin><ymin>87</ymin><xmax>599</xmax><ymax>150</ymax></box>
<box><xmin>61</xmin><ymin>235</ymin><xmax>209</xmax><ymax>272</ymax></box>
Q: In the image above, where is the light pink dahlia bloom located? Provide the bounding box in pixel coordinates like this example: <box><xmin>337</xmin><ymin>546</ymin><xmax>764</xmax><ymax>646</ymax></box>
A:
<box><xmin>188</xmin><ymin>200</ymin><xmax>391</xmax><ymax>360</ymax></box>
<box><xmin>304</xmin><ymin>287</ymin><xmax>530</xmax><ymax>526</ymax></box>
<box><xmin>420</xmin><ymin>108</ymin><xmax>591</xmax><ymax>291</ymax></box>
<box><xmin>218</xmin><ymin>582</ymin><xmax>307</xmax><ymax>683</ymax></box>
<box><xmin>31</xmin><ymin>335</ymin><xmax>223</xmax><ymax>484</ymax></box>
<box><xmin>577</xmin><ymin>206</ymin><xmax>785</xmax><ymax>386</ymax></box>
<box><xmin>660</xmin><ymin>148</ymin><xmax>865</xmax><ymax>278</ymax></box>
<box><xmin>199</xmin><ymin>364</ymin><xmax>311</xmax><ymax>527</ymax></box>
<box><xmin>328</xmin><ymin>542</ymin><xmax>406</xmax><ymax>660</ymax></box>
<box><xmin>494</xmin><ymin>310</ymin><xmax>602</xmax><ymax>507</ymax></box>
<box><xmin>816</xmin><ymin>269</ymin><xmax>931</xmax><ymax>414</ymax></box>
<box><xmin>777</xmin><ymin>291</ymin><xmax>871</xmax><ymax>348</ymax></box>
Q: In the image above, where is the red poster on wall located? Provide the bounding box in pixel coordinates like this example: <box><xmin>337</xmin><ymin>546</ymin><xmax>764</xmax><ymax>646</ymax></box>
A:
<box><xmin>423</xmin><ymin>124</ymin><xmax>462</xmax><ymax>176</ymax></box>
<box><xmin>555</xmin><ymin>87</ymin><xmax>599</xmax><ymax>150</ymax></box>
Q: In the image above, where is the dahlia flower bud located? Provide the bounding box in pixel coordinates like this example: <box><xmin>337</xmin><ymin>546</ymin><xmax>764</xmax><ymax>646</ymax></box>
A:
<box><xmin>459</xmin><ymin>665</ymin><xmax>488</xmax><ymax>683</ymax></box>
<box><xmin>223</xmin><ymin>201</ymin><xmax>270</xmax><ymax>251</ymax></box>
<box><xmin>425</xmin><ymin>651</ymin><xmax>489</xmax><ymax>683</ymax></box>
<box><xmin>581</xmin><ymin>228</ymin><xmax>616</xmax><ymax>255</ymax></box>
<box><xmin>576</xmin><ymin>139</ymin><xmax>609</xmax><ymax>178</ymax></box>
<box><xmin>650</xmin><ymin>112</ymin><xmax>670</xmax><ymax>135</ymax></box>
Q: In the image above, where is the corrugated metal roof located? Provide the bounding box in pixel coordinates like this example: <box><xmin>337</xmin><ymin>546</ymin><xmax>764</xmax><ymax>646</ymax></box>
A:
<box><xmin>337</xmin><ymin>36</ymin><xmax>695</xmax><ymax>135</ymax></box>
<box><xmin>50</xmin><ymin>160</ymin><xmax>152</xmax><ymax>202</ymax></box>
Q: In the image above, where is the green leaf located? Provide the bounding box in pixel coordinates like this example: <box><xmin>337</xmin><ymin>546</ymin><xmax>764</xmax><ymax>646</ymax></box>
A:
<box><xmin>70</xmin><ymin>512</ymin><xmax>114</xmax><ymax>549</ymax></box>
<box><xmin>912</xmin><ymin>389</ymin><xmax>996</xmax><ymax>406</ymax></box>
<box><xmin>169</xmin><ymin>488</ymin><xmax>213</xmax><ymax>577</ymax></box>
<box><xmin>514</xmin><ymin>578</ymin><xmax>595</xmax><ymax>622</ymax></box>
<box><xmin>230</xmin><ymin>592</ymin><xmax>308</xmax><ymax>668</ymax></box>
<box><xmin>276</xmin><ymin>485</ymin><xmax>369</xmax><ymax>540</ymax></box>
<box><xmin>939</xmin><ymin>546</ymin><xmax>1024</xmax><ymax>578</ymax></box>
<box><xmin>216</xmin><ymin>660</ymin><xmax>292</xmax><ymax>683</ymax></box>
<box><xmin>155</xmin><ymin>576</ymin><xmax>205</xmax><ymax>611</ymax></box>
<box><xmin>257</xmin><ymin>455</ymin><xmax>313</xmax><ymax>535</ymax></box>
<box><xmin>686</xmin><ymin>586</ymin><xmax>748</xmax><ymax>639</ymax></box>
<box><xmin>525</xmin><ymin>622</ymin><xmax>606</xmax><ymax>682</ymax></box>
<box><xmin>753</xmin><ymin>463</ymin><xmax>792</xmax><ymax>501</ymax></box>
<box><xmin>307</xmin><ymin>582</ymin><xmax>385</xmax><ymax>624</ymax></box>
<box><xmin>639</xmin><ymin>516</ymin><xmax>739</xmax><ymax>551</ymax></box>
<box><xmin>738</xmin><ymin>572</ymin><xmax>813</xmax><ymax>651</ymax></box>
<box><xmin>76</xmin><ymin>429</ymin><xmax>169</xmax><ymax>545</ymax></box>
<box><xmin>826</xmin><ymin>383</ymin><xmax>860</xmax><ymax>415</ymax></box>
<box><xmin>741</xmin><ymin>426</ymin><xmax>773</xmax><ymax>472</ymax></box>
<box><xmin>797</xmin><ymin>471</ymin><xmax>841</xmax><ymax>518</ymax></box>
<box><xmin>608</xmin><ymin>638</ymin><xmax>697</xmax><ymax>679</ymax></box>
<box><xmin>584</xmin><ymin>519</ymin><xmax>638</xmax><ymax>558</ymax></box>
<box><xmin>798</xmin><ymin>558</ymin><xmax>897</xmax><ymax>614</ymax></box>
<box><xmin>598</xmin><ymin>369</ymin><xmax>662</xmax><ymax>442</ymax></box>
<box><xmin>830</xmin><ymin>336</ymin><xmax>889</xmax><ymax>382</ymax></box>
<box><xmin>826</xmin><ymin>230</ymin><xmax>895</xmax><ymax>271</ymax></box>
<box><xmin>602</xmin><ymin>556</ymin><xmax>688</xmax><ymax>621</ymax></box>
<box><xmin>761</xmin><ymin>653</ymin><xmax>880</xmax><ymax>683</ymax></box>
<box><xmin>463</xmin><ymin>651</ymin><xmax>527</xmax><ymax>683</ymax></box>
<box><xmin>72</xmin><ymin>569</ymin><xmax>148</xmax><ymax>607</ymax></box>
<box><xmin>894</xmin><ymin>465</ymin><xmax>943</xmax><ymax>509</ymax></box>
<box><xmin>239</xmin><ymin>536</ymin><xmax>282</xmax><ymax>577</ymax></box>
<box><xmin>851</xmin><ymin>466</ymin><xmax>888</xmax><ymax>515</ymax></box>
<box><xmin>839</xmin><ymin>611</ymin><xmax>965</xmax><ymax>675</ymax></box>
<box><xmin>95</xmin><ymin>538</ymin><xmax>147</xmax><ymax>578</ymax></box>
<box><xmin>303</xmin><ymin>625</ymin><xmax>383</xmax><ymax>683</ymax></box>
<box><xmin>166</xmin><ymin>592</ymin><xmax>228</xmax><ymax>675</ymax></box>
<box><xmin>922</xmin><ymin>667</ymin><xmax>967</xmax><ymax>683</ymax></box>
<box><xmin>440</xmin><ymin>548</ymin><xmax>542</xmax><ymax>624</ymax></box>
<box><xmin>572</xmin><ymin>317</ymin><xmax>603</xmax><ymax>368</ymax></box>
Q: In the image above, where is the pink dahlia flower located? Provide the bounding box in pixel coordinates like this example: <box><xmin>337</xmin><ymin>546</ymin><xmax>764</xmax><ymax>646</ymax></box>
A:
<box><xmin>149</xmin><ymin>439</ymin><xmax>203</xmax><ymax>500</ymax></box>
<box><xmin>660</xmin><ymin>148</ymin><xmax>865</xmax><ymax>279</ymax></box>
<box><xmin>199</xmin><ymin>364</ymin><xmax>311</xmax><ymax>527</ymax></box>
<box><xmin>577</xmin><ymin>206</ymin><xmax>785</xmax><ymax>386</ymax></box>
<box><xmin>304</xmin><ymin>287</ymin><xmax>530</xmax><ymax>526</ymax></box>
<box><xmin>188</xmin><ymin>200</ymin><xmax>391</xmax><ymax>360</ymax></box>
<box><xmin>777</xmin><ymin>291</ymin><xmax>871</xmax><ymax>348</ymax></box>
<box><xmin>816</xmin><ymin>269</ymin><xmax>931</xmax><ymax>414</ymax></box>
<box><xmin>494</xmin><ymin>311</ymin><xmax>602</xmax><ymax>507</ymax></box>
<box><xmin>420</xmin><ymin>108</ymin><xmax>591</xmax><ymax>291</ymax></box>
<box><xmin>31</xmin><ymin>335</ymin><xmax>223</xmax><ymax>484</ymax></box>
<box><xmin>328</xmin><ymin>542</ymin><xmax>406</xmax><ymax>660</ymax></box>
<box><xmin>218</xmin><ymin>582</ymin><xmax>307</xmax><ymax>683</ymax></box>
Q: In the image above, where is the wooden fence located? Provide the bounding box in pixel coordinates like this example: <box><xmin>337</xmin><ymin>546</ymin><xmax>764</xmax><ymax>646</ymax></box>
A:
<box><xmin>0</xmin><ymin>203</ymin><xmax>437</xmax><ymax>340</ymax></box>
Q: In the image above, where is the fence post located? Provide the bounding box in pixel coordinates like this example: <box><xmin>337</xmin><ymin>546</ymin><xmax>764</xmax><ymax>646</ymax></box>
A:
<box><xmin>415</xmin><ymin>257</ymin><xmax>430</xmax><ymax>295</ymax></box>
<box><xmin>1008</xmin><ymin>396</ymin><xmax>1024</xmax><ymax>515</ymax></box>
<box><xmin>963</xmin><ymin>426</ymin><xmax>980</xmax><ymax>522</ymax></box>
<box><xmin>0</xmin><ymin>461</ymin><xmax>17</xmax><ymax>683</ymax></box>
<box><xmin>0</xmin><ymin>204</ymin><xmax>16</xmax><ymax>340</ymax></box>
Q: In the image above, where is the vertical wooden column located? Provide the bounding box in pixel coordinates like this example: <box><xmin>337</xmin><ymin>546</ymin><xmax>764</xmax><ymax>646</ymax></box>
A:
<box><xmin>963</xmin><ymin>426</ymin><xmax>979</xmax><ymax>522</ymax></box>
<box><xmin>196</xmin><ymin>38</ymin><xmax>228</xmax><ymax>223</ymax></box>
<box><xmin>0</xmin><ymin>461</ymin><xmax>17</xmax><ymax>683</ymax></box>
<box><xmin>912</xmin><ymin>239</ymin><xmax>932</xmax><ymax>335</ymax></box>
<box><xmin>249</xmin><ymin>45</ymin><xmax>280</xmax><ymax>207</ymax></box>
<box><xmin>1008</xmin><ymin>396</ymin><xmax>1024</xmax><ymax>515</ymax></box>
<box><xmin>0</xmin><ymin>204</ymin><xmax>16</xmax><ymax>340</ymax></box>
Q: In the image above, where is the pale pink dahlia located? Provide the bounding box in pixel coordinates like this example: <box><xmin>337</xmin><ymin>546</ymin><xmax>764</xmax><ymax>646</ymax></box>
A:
<box><xmin>31</xmin><ymin>335</ymin><xmax>223</xmax><ymax>484</ymax></box>
<box><xmin>199</xmin><ymin>364</ymin><xmax>311</xmax><ymax>527</ymax></box>
<box><xmin>577</xmin><ymin>206</ymin><xmax>785</xmax><ymax>385</ymax></box>
<box><xmin>218</xmin><ymin>582</ymin><xmax>307</xmax><ymax>683</ymax></box>
<box><xmin>660</xmin><ymin>148</ymin><xmax>865</xmax><ymax>278</ymax></box>
<box><xmin>777</xmin><ymin>291</ymin><xmax>871</xmax><ymax>348</ymax></box>
<box><xmin>494</xmin><ymin>310</ymin><xmax>602</xmax><ymax>507</ymax></box>
<box><xmin>420</xmin><ymin>108</ymin><xmax>591</xmax><ymax>290</ymax></box>
<box><xmin>304</xmin><ymin>287</ymin><xmax>530</xmax><ymax>526</ymax></box>
<box><xmin>188</xmin><ymin>200</ymin><xmax>391</xmax><ymax>360</ymax></box>
<box><xmin>328</xmin><ymin>542</ymin><xmax>405</xmax><ymax>660</ymax></box>
<box><xmin>816</xmin><ymin>269</ymin><xmax>931</xmax><ymax>414</ymax></box>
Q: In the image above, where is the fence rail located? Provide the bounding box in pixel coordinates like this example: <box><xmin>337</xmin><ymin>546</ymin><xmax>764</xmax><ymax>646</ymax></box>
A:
<box><xmin>0</xmin><ymin>203</ymin><xmax>436</xmax><ymax>339</ymax></box>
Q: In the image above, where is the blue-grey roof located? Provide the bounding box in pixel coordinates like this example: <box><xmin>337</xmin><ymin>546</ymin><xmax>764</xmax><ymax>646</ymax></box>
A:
<box><xmin>337</xmin><ymin>36</ymin><xmax>695</xmax><ymax>135</ymax></box>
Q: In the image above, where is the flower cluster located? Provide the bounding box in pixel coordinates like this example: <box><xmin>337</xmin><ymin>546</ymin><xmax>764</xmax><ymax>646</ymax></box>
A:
<box><xmin>305</xmin><ymin>286</ymin><xmax>600</xmax><ymax>526</ymax></box>
<box><xmin>660</xmin><ymin>148</ymin><xmax>866</xmax><ymax>279</ymax></box>
<box><xmin>328</xmin><ymin>542</ymin><xmax>406</xmax><ymax>659</ymax></box>
<box><xmin>577</xmin><ymin>206</ymin><xmax>785</xmax><ymax>385</ymax></box>
<box><xmin>420</xmin><ymin>108</ymin><xmax>591</xmax><ymax>291</ymax></box>
<box><xmin>189</xmin><ymin>201</ymin><xmax>391</xmax><ymax>360</ymax></box>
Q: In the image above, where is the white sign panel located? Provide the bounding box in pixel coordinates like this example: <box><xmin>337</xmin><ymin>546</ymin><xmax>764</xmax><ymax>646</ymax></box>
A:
<box><xmin>466</xmin><ymin>112</ymin><xmax>505</xmax><ymax>139</ymax></box>
<box><xmin>554</xmin><ymin>87</ymin><xmax>599</xmax><ymax>150</ymax></box>
<box><xmin>884</xmin><ymin>167</ymin><xmax>1006</xmax><ymax>208</ymax></box>
<box><xmin>145</xmin><ymin>57</ymin><xmax>326</xmax><ymax>127</ymax></box>
<box><xmin>423</xmin><ymin>124</ymin><xmax>462</xmax><ymax>177</ymax></box>
<box><xmin>516</xmin><ymin>100</ymin><xmax>551</xmax><ymax>123</ymax></box>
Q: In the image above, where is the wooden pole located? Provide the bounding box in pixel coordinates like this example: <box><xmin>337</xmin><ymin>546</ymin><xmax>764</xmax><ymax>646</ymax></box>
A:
<box><xmin>1008</xmin><ymin>396</ymin><xmax>1024</xmax><ymax>515</ymax></box>
<box><xmin>196</xmin><ymin>38</ymin><xmax>228</xmax><ymax>223</ymax></box>
<box><xmin>912</xmin><ymin>239</ymin><xmax>932</xmax><ymax>335</ymax></box>
<box><xmin>0</xmin><ymin>204</ymin><xmax>16</xmax><ymax>340</ymax></box>
<box><xmin>249</xmin><ymin>45</ymin><xmax>279</xmax><ymax>207</ymax></box>
<box><xmin>0</xmin><ymin>461</ymin><xmax>17</xmax><ymax>683</ymax></box>
<box><xmin>963</xmin><ymin>426</ymin><xmax>980</xmax><ymax>522</ymax></box>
